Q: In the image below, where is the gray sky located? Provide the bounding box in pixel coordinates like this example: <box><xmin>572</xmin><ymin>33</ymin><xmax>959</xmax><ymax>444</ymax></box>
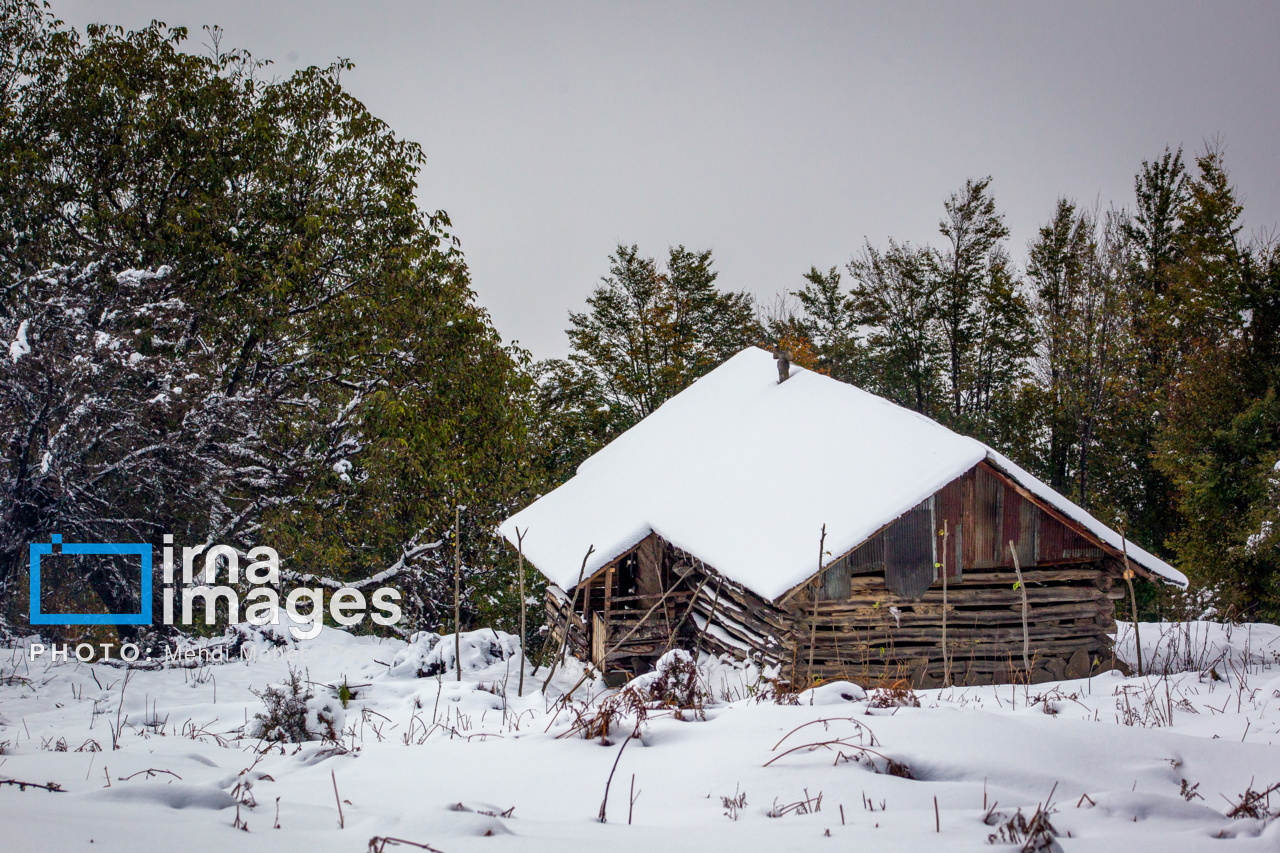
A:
<box><xmin>54</xmin><ymin>1</ymin><xmax>1280</xmax><ymax>359</ymax></box>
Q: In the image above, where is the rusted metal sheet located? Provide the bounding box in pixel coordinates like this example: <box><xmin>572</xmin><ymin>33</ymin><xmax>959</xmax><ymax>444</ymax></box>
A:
<box><xmin>822</xmin><ymin>534</ymin><xmax>883</xmax><ymax>599</ymax></box>
<box><xmin>884</xmin><ymin>496</ymin><xmax>936</xmax><ymax>599</ymax></box>
<box><xmin>848</xmin><ymin>535</ymin><xmax>885</xmax><ymax>571</ymax></box>
<box><xmin>935</xmin><ymin>475</ymin><xmax>965</xmax><ymax>580</ymax></box>
<box><xmin>971</xmin><ymin>467</ymin><xmax>1004</xmax><ymax>568</ymax></box>
<box><xmin>1037</xmin><ymin>512</ymin><xmax>1103</xmax><ymax>562</ymax></box>
<box><xmin>822</xmin><ymin>558</ymin><xmax>851</xmax><ymax>600</ymax></box>
<box><xmin>997</xmin><ymin>485</ymin><xmax>1037</xmax><ymax>567</ymax></box>
<box><xmin>817</xmin><ymin>462</ymin><xmax>1108</xmax><ymax>603</ymax></box>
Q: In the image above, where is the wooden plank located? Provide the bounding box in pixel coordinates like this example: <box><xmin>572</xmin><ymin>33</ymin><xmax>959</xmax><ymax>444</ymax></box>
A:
<box><xmin>798</xmin><ymin>617</ymin><xmax>1111</xmax><ymax>637</ymax></box>
<box><xmin>806</xmin><ymin>604</ymin><xmax>1109</xmax><ymax>629</ymax></box>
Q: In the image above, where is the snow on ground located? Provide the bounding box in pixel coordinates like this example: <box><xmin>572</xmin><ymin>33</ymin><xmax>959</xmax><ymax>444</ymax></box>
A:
<box><xmin>2</xmin><ymin>622</ymin><xmax>1279</xmax><ymax>852</ymax></box>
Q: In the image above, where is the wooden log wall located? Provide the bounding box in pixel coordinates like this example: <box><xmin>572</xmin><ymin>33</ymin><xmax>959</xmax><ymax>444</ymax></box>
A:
<box><xmin>541</xmin><ymin>525</ymin><xmax>1130</xmax><ymax>690</ymax></box>
<box><xmin>788</xmin><ymin>559</ymin><xmax>1124</xmax><ymax>687</ymax></box>
<box><xmin>686</xmin><ymin>569</ymin><xmax>791</xmax><ymax>672</ymax></box>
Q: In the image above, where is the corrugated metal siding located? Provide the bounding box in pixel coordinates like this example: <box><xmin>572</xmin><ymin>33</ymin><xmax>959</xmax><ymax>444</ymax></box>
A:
<box><xmin>821</xmin><ymin>535</ymin><xmax>884</xmax><ymax>600</ymax></box>
<box><xmin>1037</xmin><ymin>512</ymin><xmax>1103</xmax><ymax>562</ymax></box>
<box><xmin>971</xmin><ymin>467</ymin><xmax>1004</xmax><ymax>568</ymax></box>
<box><xmin>822</xmin><ymin>557</ymin><xmax>850</xmax><ymax>599</ymax></box>
<box><xmin>935</xmin><ymin>476</ymin><xmax>964</xmax><ymax>580</ymax></box>
<box><xmin>884</xmin><ymin>496</ymin><xmax>936</xmax><ymax>599</ymax></box>
<box><xmin>817</xmin><ymin>463</ymin><xmax>1107</xmax><ymax>602</ymax></box>
<box><xmin>849</xmin><ymin>535</ymin><xmax>885</xmax><ymax>571</ymax></box>
<box><xmin>997</xmin><ymin>486</ymin><xmax>1037</xmax><ymax>567</ymax></box>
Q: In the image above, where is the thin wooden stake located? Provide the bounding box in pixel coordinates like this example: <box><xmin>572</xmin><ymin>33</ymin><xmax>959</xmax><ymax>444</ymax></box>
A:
<box><xmin>934</xmin><ymin>795</ymin><xmax>940</xmax><ymax>832</ymax></box>
<box><xmin>941</xmin><ymin>519</ymin><xmax>950</xmax><ymax>686</ymax></box>
<box><xmin>807</xmin><ymin>524</ymin><xmax>827</xmax><ymax>685</ymax></box>
<box><xmin>454</xmin><ymin>505</ymin><xmax>462</xmax><ymax>682</ymax></box>
<box><xmin>597</xmin><ymin>734</ymin><xmax>634</xmax><ymax>823</ymax></box>
<box><xmin>657</xmin><ymin>570</ymin><xmax>713</xmax><ymax>656</ymax></box>
<box><xmin>332</xmin><ymin>769</ymin><xmax>345</xmax><ymax>829</ymax></box>
<box><xmin>516</xmin><ymin>526</ymin><xmax>528</xmax><ymax>697</ymax></box>
<box><xmin>1009</xmin><ymin>540</ymin><xmax>1029</xmax><ymax>674</ymax></box>
<box><xmin>1120</xmin><ymin>530</ymin><xmax>1143</xmax><ymax>677</ymax></box>
<box><xmin>691</xmin><ymin>575</ymin><xmax>725</xmax><ymax>652</ymax></box>
<box><xmin>555</xmin><ymin>567</ymin><xmax>688</xmax><ymax>703</ymax></box>
<box><xmin>542</xmin><ymin>545</ymin><xmax>594</xmax><ymax>692</ymax></box>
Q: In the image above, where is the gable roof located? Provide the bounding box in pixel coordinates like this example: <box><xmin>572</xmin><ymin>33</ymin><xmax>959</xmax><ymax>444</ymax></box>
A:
<box><xmin>499</xmin><ymin>347</ymin><xmax>1186</xmax><ymax>600</ymax></box>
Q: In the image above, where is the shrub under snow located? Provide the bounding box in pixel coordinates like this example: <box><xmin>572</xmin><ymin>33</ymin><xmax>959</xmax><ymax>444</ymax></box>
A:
<box><xmin>387</xmin><ymin>629</ymin><xmax>521</xmax><ymax>678</ymax></box>
<box><xmin>248</xmin><ymin>667</ymin><xmax>346</xmax><ymax>743</ymax></box>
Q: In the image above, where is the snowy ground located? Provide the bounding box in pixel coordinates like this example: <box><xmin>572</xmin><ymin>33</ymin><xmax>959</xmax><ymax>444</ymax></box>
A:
<box><xmin>2</xmin><ymin>621</ymin><xmax>1280</xmax><ymax>852</ymax></box>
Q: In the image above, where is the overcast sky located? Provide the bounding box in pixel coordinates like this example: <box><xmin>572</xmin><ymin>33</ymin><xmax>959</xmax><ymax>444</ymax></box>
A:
<box><xmin>53</xmin><ymin>1</ymin><xmax>1280</xmax><ymax>359</ymax></box>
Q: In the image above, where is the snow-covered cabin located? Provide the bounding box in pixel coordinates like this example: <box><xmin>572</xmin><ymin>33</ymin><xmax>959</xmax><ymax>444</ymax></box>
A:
<box><xmin>500</xmin><ymin>347</ymin><xmax>1186</xmax><ymax>687</ymax></box>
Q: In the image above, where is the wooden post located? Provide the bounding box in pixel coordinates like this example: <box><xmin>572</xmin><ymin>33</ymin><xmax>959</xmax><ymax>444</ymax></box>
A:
<box><xmin>542</xmin><ymin>545</ymin><xmax>594</xmax><ymax>691</ymax></box>
<box><xmin>603</xmin><ymin>565</ymin><xmax>614</xmax><ymax>623</ymax></box>
<box><xmin>454</xmin><ymin>505</ymin><xmax>462</xmax><ymax>682</ymax></box>
<box><xmin>558</xmin><ymin>571</ymin><xmax>692</xmax><ymax>703</ymax></box>
<box><xmin>516</xmin><ymin>526</ymin><xmax>528</xmax><ymax>697</ymax></box>
<box><xmin>1121</xmin><ymin>532</ymin><xmax>1143</xmax><ymax>677</ymax></box>
<box><xmin>941</xmin><ymin>520</ymin><xmax>949</xmax><ymax>686</ymax></box>
<box><xmin>806</xmin><ymin>524</ymin><xmax>827</xmax><ymax>685</ymax></box>
<box><xmin>1008</xmin><ymin>540</ymin><xmax>1029</xmax><ymax>675</ymax></box>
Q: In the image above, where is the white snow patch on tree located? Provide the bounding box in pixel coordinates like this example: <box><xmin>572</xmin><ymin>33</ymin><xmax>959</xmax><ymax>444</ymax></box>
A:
<box><xmin>8</xmin><ymin>319</ymin><xmax>30</xmax><ymax>362</ymax></box>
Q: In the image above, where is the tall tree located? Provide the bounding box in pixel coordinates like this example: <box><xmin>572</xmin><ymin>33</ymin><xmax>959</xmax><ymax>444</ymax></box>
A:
<box><xmin>845</xmin><ymin>240</ymin><xmax>942</xmax><ymax>415</ymax></box>
<box><xmin>1026</xmin><ymin>200</ymin><xmax>1130</xmax><ymax>509</ymax></box>
<box><xmin>936</xmin><ymin>177</ymin><xmax>1015</xmax><ymax>424</ymax></box>
<box><xmin>534</xmin><ymin>244</ymin><xmax>761</xmax><ymax>484</ymax></box>
<box><xmin>784</xmin><ymin>266</ymin><xmax>865</xmax><ymax>384</ymax></box>
<box><xmin>1153</xmin><ymin>148</ymin><xmax>1280</xmax><ymax>617</ymax></box>
<box><xmin>1111</xmin><ymin>148</ymin><xmax>1190</xmax><ymax>555</ymax></box>
<box><xmin>0</xmin><ymin>8</ymin><xmax>533</xmax><ymax>636</ymax></box>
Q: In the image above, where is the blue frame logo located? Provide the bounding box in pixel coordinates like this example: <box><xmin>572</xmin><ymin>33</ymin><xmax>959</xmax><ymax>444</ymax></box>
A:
<box><xmin>29</xmin><ymin>535</ymin><xmax>153</xmax><ymax>625</ymax></box>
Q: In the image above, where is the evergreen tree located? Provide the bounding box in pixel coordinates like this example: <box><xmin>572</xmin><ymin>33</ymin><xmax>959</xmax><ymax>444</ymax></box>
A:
<box><xmin>1114</xmin><ymin>147</ymin><xmax>1190</xmax><ymax>555</ymax></box>
<box><xmin>936</xmin><ymin>177</ymin><xmax>1019</xmax><ymax>425</ymax></box>
<box><xmin>1153</xmin><ymin>149</ymin><xmax>1280</xmax><ymax>617</ymax></box>
<box><xmin>1025</xmin><ymin>201</ymin><xmax>1131</xmax><ymax>510</ymax></box>
<box><xmin>788</xmin><ymin>265</ymin><xmax>865</xmax><ymax>383</ymax></box>
<box><xmin>534</xmin><ymin>244</ymin><xmax>762</xmax><ymax>484</ymax></box>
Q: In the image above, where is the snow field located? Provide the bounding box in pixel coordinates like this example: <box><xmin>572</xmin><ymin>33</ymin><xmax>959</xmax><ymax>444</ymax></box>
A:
<box><xmin>1</xmin><ymin>621</ymin><xmax>1278</xmax><ymax>852</ymax></box>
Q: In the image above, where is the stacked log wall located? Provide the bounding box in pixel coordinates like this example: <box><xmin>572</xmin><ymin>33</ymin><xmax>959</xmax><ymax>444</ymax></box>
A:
<box><xmin>788</xmin><ymin>560</ymin><xmax>1123</xmax><ymax>687</ymax></box>
<box><xmin>686</xmin><ymin>570</ymin><xmax>791</xmax><ymax>673</ymax></box>
<box><xmin>541</xmin><ymin>518</ymin><xmax>1131</xmax><ymax>689</ymax></box>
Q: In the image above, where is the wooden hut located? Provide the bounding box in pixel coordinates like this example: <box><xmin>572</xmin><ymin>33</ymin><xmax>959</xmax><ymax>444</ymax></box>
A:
<box><xmin>501</xmin><ymin>347</ymin><xmax>1185</xmax><ymax>687</ymax></box>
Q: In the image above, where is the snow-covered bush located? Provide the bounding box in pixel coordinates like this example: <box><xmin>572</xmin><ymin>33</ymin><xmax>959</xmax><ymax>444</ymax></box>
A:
<box><xmin>248</xmin><ymin>667</ymin><xmax>345</xmax><ymax>743</ymax></box>
<box><xmin>387</xmin><ymin>629</ymin><xmax>520</xmax><ymax>678</ymax></box>
<box><xmin>866</xmin><ymin>684</ymin><xmax>920</xmax><ymax>711</ymax></box>
<box><xmin>630</xmin><ymin>650</ymin><xmax>707</xmax><ymax>715</ymax></box>
<box><xmin>569</xmin><ymin>650</ymin><xmax>712</xmax><ymax>743</ymax></box>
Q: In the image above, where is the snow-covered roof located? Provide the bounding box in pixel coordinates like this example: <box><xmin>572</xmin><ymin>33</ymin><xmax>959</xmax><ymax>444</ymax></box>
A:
<box><xmin>500</xmin><ymin>347</ymin><xmax>1187</xmax><ymax>599</ymax></box>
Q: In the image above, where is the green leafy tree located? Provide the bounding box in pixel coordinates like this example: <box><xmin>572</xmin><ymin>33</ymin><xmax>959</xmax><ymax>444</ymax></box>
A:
<box><xmin>845</xmin><ymin>240</ymin><xmax>942</xmax><ymax>415</ymax></box>
<box><xmin>1025</xmin><ymin>201</ymin><xmax>1132</xmax><ymax>510</ymax></box>
<box><xmin>0</xmin><ymin>7</ymin><xmax>533</xmax><ymax>636</ymax></box>
<box><xmin>936</xmin><ymin>177</ymin><xmax>1024</xmax><ymax>426</ymax></box>
<box><xmin>785</xmin><ymin>265</ymin><xmax>865</xmax><ymax>383</ymax></box>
